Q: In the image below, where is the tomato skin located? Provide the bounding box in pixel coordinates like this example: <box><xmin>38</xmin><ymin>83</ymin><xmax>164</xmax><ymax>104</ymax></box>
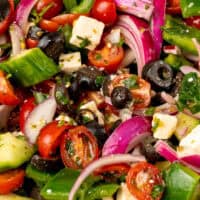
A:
<box><xmin>0</xmin><ymin>0</ymin><xmax>14</xmax><ymax>34</ymax></box>
<box><xmin>185</xmin><ymin>16</ymin><xmax>200</xmax><ymax>29</ymax></box>
<box><xmin>91</xmin><ymin>0</ymin><xmax>117</xmax><ymax>25</ymax></box>
<box><xmin>35</xmin><ymin>0</ymin><xmax>63</xmax><ymax>19</ymax></box>
<box><xmin>166</xmin><ymin>0</ymin><xmax>181</xmax><ymax>14</ymax></box>
<box><xmin>88</xmin><ymin>45</ymin><xmax>124</xmax><ymax>74</ymax></box>
<box><xmin>126</xmin><ymin>162</ymin><xmax>164</xmax><ymax>200</ymax></box>
<box><xmin>39</xmin><ymin>19</ymin><xmax>60</xmax><ymax>32</ymax></box>
<box><xmin>37</xmin><ymin>121</ymin><xmax>72</xmax><ymax>158</ymax></box>
<box><xmin>26</xmin><ymin>38</ymin><xmax>39</xmax><ymax>49</ymax></box>
<box><xmin>0</xmin><ymin>70</ymin><xmax>20</xmax><ymax>105</ymax></box>
<box><xmin>19</xmin><ymin>97</ymin><xmax>36</xmax><ymax>133</ymax></box>
<box><xmin>111</xmin><ymin>74</ymin><xmax>151</xmax><ymax>109</ymax></box>
<box><xmin>60</xmin><ymin>126</ymin><xmax>99</xmax><ymax>169</ymax></box>
<box><xmin>0</xmin><ymin>169</ymin><xmax>25</xmax><ymax>194</ymax></box>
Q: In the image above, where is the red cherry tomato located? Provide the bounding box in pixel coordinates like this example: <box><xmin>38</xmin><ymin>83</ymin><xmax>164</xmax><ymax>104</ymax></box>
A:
<box><xmin>126</xmin><ymin>162</ymin><xmax>164</xmax><ymax>200</ymax></box>
<box><xmin>35</xmin><ymin>0</ymin><xmax>63</xmax><ymax>19</ymax></box>
<box><xmin>0</xmin><ymin>0</ymin><xmax>14</xmax><ymax>34</ymax></box>
<box><xmin>185</xmin><ymin>16</ymin><xmax>200</xmax><ymax>29</ymax></box>
<box><xmin>26</xmin><ymin>38</ymin><xmax>39</xmax><ymax>49</ymax></box>
<box><xmin>91</xmin><ymin>0</ymin><xmax>117</xmax><ymax>25</ymax></box>
<box><xmin>19</xmin><ymin>97</ymin><xmax>36</xmax><ymax>133</ymax></box>
<box><xmin>39</xmin><ymin>19</ymin><xmax>60</xmax><ymax>32</ymax></box>
<box><xmin>88</xmin><ymin>44</ymin><xmax>124</xmax><ymax>74</ymax></box>
<box><xmin>166</xmin><ymin>0</ymin><xmax>181</xmax><ymax>14</ymax></box>
<box><xmin>37</xmin><ymin>121</ymin><xmax>72</xmax><ymax>158</ymax></box>
<box><xmin>0</xmin><ymin>70</ymin><xmax>20</xmax><ymax>105</ymax></box>
<box><xmin>60</xmin><ymin>126</ymin><xmax>99</xmax><ymax>169</ymax></box>
<box><xmin>0</xmin><ymin>169</ymin><xmax>25</xmax><ymax>194</ymax></box>
<box><xmin>111</xmin><ymin>74</ymin><xmax>151</xmax><ymax>109</ymax></box>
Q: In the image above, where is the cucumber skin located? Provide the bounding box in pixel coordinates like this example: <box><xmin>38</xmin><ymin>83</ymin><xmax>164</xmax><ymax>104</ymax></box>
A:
<box><xmin>0</xmin><ymin>48</ymin><xmax>59</xmax><ymax>87</ymax></box>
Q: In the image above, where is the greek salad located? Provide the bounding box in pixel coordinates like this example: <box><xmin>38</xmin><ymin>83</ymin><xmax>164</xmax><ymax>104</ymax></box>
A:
<box><xmin>0</xmin><ymin>0</ymin><xmax>200</xmax><ymax>199</ymax></box>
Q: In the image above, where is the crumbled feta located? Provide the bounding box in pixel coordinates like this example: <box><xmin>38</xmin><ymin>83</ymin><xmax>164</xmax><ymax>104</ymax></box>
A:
<box><xmin>152</xmin><ymin>113</ymin><xmax>177</xmax><ymax>139</ymax></box>
<box><xmin>70</xmin><ymin>16</ymin><xmax>105</xmax><ymax>50</ymax></box>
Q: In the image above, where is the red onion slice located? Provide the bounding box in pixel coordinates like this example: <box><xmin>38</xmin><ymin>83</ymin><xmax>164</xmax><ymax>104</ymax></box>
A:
<box><xmin>68</xmin><ymin>154</ymin><xmax>144</xmax><ymax>200</ymax></box>
<box><xmin>116</xmin><ymin>15</ymin><xmax>156</xmax><ymax>76</ymax></box>
<box><xmin>115</xmin><ymin>0</ymin><xmax>154</xmax><ymax>21</ymax></box>
<box><xmin>102</xmin><ymin>116</ymin><xmax>151</xmax><ymax>156</ymax></box>
<box><xmin>24</xmin><ymin>97</ymin><xmax>57</xmax><ymax>144</ymax></box>
<box><xmin>180</xmin><ymin>66</ymin><xmax>200</xmax><ymax>76</ymax></box>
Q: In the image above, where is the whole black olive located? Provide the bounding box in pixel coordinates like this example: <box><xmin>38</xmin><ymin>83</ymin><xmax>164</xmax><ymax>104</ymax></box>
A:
<box><xmin>111</xmin><ymin>86</ymin><xmax>132</xmax><ymax>109</ymax></box>
<box><xmin>142</xmin><ymin>60</ymin><xmax>174</xmax><ymax>91</ymax></box>
<box><xmin>37</xmin><ymin>32</ymin><xmax>65</xmax><ymax>61</ymax></box>
<box><xmin>28</xmin><ymin>26</ymin><xmax>45</xmax><ymax>40</ymax></box>
<box><xmin>76</xmin><ymin>66</ymin><xmax>105</xmax><ymax>91</ymax></box>
<box><xmin>30</xmin><ymin>155</ymin><xmax>64</xmax><ymax>172</ymax></box>
<box><xmin>140</xmin><ymin>136</ymin><xmax>163</xmax><ymax>163</ymax></box>
<box><xmin>68</xmin><ymin>79</ymin><xmax>80</xmax><ymax>101</ymax></box>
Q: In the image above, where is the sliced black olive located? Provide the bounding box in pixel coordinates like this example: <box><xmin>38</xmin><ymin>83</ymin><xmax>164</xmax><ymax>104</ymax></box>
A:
<box><xmin>140</xmin><ymin>136</ymin><xmax>163</xmax><ymax>163</ymax></box>
<box><xmin>76</xmin><ymin>66</ymin><xmax>105</xmax><ymax>91</ymax></box>
<box><xmin>142</xmin><ymin>60</ymin><xmax>174</xmax><ymax>91</ymax></box>
<box><xmin>111</xmin><ymin>86</ymin><xmax>132</xmax><ymax>109</ymax></box>
<box><xmin>30</xmin><ymin>155</ymin><xmax>64</xmax><ymax>172</ymax></box>
<box><xmin>85</xmin><ymin>120</ymin><xmax>108</xmax><ymax>148</ymax></box>
<box><xmin>170</xmin><ymin>71</ymin><xmax>184</xmax><ymax>97</ymax></box>
<box><xmin>28</xmin><ymin>26</ymin><xmax>45</xmax><ymax>40</ymax></box>
<box><xmin>37</xmin><ymin>32</ymin><xmax>65</xmax><ymax>61</ymax></box>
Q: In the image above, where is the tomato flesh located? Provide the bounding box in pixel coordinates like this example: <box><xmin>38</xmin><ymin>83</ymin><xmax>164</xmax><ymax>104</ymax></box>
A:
<box><xmin>185</xmin><ymin>16</ymin><xmax>200</xmax><ymax>29</ymax></box>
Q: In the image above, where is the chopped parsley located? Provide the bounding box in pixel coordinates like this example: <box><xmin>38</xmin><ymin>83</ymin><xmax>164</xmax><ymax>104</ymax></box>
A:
<box><xmin>177</xmin><ymin>72</ymin><xmax>200</xmax><ymax>114</ymax></box>
<box><xmin>152</xmin><ymin>117</ymin><xmax>161</xmax><ymax>132</ymax></box>
<box><xmin>55</xmin><ymin>90</ymin><xmax>69</xmax><ymax>105</ymax></box>
<box><xmin>95</xmin><ymin>53</ymin><xmax>102</xmax><ymax>60</ymax></box>
<box><xmin>95</xmin><ymin>75</ymin><xmax>105</xmax><ymax>87</ymax></box>
<box><xmin>123</xmin><ymin>75</ymin><xmax>139</xmax><ymax>89</ymax></box>
<box><xmin>77</xmin><ymin>36</ymin><xmax>91</xmax><ymax>48</ymax></box>
<box><xmin>145</xmin><ymin>107</ymin><xmax>155</xmax><ymax>116</ymax></box>
<box><xmin>66</xmin><ymin>140</ymin><xmax>75</xmax><ymax>156</ymax></box>
<box><xmin>117</xmin><ymin>37</ymin><xmax>125</xmax><ymax>47</ymax></box>
<box><xmin>151</xmin><ymin>185</ymin><xmax>164</xmax><ymax>199</ymax></box>
<box><xmin>33</xmin><ymin>91</ymin><xmax>48</xmax><ymax>104</ymax></box>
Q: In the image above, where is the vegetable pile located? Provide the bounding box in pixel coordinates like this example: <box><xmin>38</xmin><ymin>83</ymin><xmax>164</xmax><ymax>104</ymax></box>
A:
<box><xmin>1</xmin><ymin>0</ymin><xmax>200</xmax><ymax>200</ymax></box>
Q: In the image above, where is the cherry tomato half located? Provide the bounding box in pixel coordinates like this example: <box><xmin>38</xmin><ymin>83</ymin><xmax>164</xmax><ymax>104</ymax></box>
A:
<box><xmin>35</xmin><ymin>0</ymin><xmax>63</xmax><ymax>19</ymax></box>
<box><xmin>0</xmin><ymin>70</ymin><xmax>20</xmax><ymax>105</ymax></box>
<box><xmin>39</xmin><ymin>19</ymin><xmax>60</xmax><ymax>32</ymax></box>
<box><xmin>19</xmin><ymin>97</ymin><xmax>36</xmax><ymax>133</ymax></box>
<box><xmin>26</xmin><ymin>38</ymin><xmax>39</xmax><ymax>49</ymax></box>
<box><xmin>0</xmin><ymin>0</ymin><xmax>14</xmax><ymax>34</ymax></box>
<box><xmin>111</xmin><ymin>74</ymin><xmax>151</xmax><ymax>109</ymax></box>
<box><xmin>37</xmin><ymin>121</ymin><xmax>72</xmax><ymax>158</ymax></box>
<box><xmin>88</xmin><ymin>44</ymin><xmax>124</xmax><ymax>74</ymax></box>
<box><xmin>60</xmin><ymin>126</ymin><xmax>99</xmax><ymax>169</ymax></box>
<box><xmin>185</xmin><ymin>16</ymin><xmax>200</xmax><ymax>29</ymax></box>
<box><xmin>0</xmin><ymin>169</ymin><xmax>25</xmax><ymax>194</ymax></box>
<box><xmin>91</xmin><ymin>0</ymin><xmax>117</xmax><ymax>25</ymax></box>
<box><xmin>126</xmin><ymin>162</ymin><xmax>164</xmax><ymax>200</ymax></box>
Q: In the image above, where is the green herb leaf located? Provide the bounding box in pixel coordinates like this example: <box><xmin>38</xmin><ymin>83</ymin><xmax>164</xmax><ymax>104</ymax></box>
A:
<box><xmin>123</xmin><ymin>75</ymin><xmax>139</xmax><ymax>89</ymax></box>
<box><xmin>145</xmin><ymin>107</ymin><xmax>155</xmax><ymax>116</ymax></box>
<box><xmin>56</xmin><ymin>90</ymin><xmax>69</xmax><ymax>105</ymax></box>
<box><xmin>95</xmin><ymin>76</ymin><xmax>105</xmax><ymax>88</ymax></box>
<box><xmin>151</xmin><ymin>185</ymin><xmax>164</xmax><ymax>199</ymax></box>
<box><xmin>77</xmin><ymin>36</ymin><xmax>91</xmax><ymax>49</ymax></box>
<box><xmin>152</xmin><ymin>117</ymin><xmax>160</xmax><ymax>132</ymax></box>
<box><xmin>33</xmin><ymin>92</ymin><xmax>48</xmax><ymax>104</ymax></box>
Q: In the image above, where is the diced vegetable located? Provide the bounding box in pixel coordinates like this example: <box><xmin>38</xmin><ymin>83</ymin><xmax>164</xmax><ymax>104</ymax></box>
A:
<box><xmin>0</xmin><ymin>48</ymin><xmax>59</xmax><ymax>87</ymax></box>
<box><xmin>180</xmin><ymin>0</ymin><xmax>200</xmax><ymax>18</ymax></box>
<box><xmin>0</xmin><ymin>133</ymin><xmax>35</xmax><ymax>172</ymax></box>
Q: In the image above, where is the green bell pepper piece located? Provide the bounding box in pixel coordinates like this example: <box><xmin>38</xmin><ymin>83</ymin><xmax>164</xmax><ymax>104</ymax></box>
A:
<box><xmin>180</xmin><ymin>0</ymin><xmax>200</xmax><ymax>18</ymax></box>
<box><xmin>86</xmin><ymin>183</ymin><xmax>119</xmax><ymax>200</ymax></box>
<box><xmin>63</xmin><ymin>0</ymin><xmax>77</xmax><ymax>12</ymax></box>
<box><xmin>163</xmin><ymin>163</ymin><xmax>200</xmax><ymax>200</ymax></box>
<box><xmin>163</xmin><ymin>15</ymin><xmax>200</xmax><ymax>55</ymax></box>
<box><xmin>164</xmin><ymin>54</ymin><xmax>192</xmax><ymax>70</ymax></box>
<box><xmin>26</xmin><ymin>164</ymin><xmax>56</xmax><ymax>188</ymax></box>
<box><xmin>71</xmin><ymin>0</ymin><xmax>94</xmax><ymax>14</ymax></box>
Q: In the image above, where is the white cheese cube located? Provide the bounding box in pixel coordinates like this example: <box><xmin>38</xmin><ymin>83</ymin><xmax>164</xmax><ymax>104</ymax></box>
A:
<box><xmin>116</xmin><ymin>183</ymin><xmax>137</xmax><ymax>200</ymax></box>
<box><xmin>177</xmin><ymin>125</ymin><xmax>200</xmax><ymax>157</ymax></box>
<box><xmin>70</xmin><ymin>16</ymin><xmax>105</xmax><ymax>50</ymax></box>
<box><xmin>59</xmin><ymin>52</ymin><xmax>82</xmax><ymax>74</ymax></box>
<box><xmin>152</xmin><ymin>113</ymin><xmax>177</xmax><ymax>139</ymax></box>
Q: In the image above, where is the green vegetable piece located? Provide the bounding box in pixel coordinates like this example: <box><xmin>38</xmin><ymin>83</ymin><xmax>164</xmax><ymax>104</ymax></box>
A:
<box><xmin>175</xmin><ymin>112</ymin><xmax>199</xmax><ymax>140</ymax></box>
<box><xmin>0</xmin><ymin>48</ymin><xmax>59</xmax><ymax>87</ymax></box>
<box><xmin>0</xmin><ymin>133</ymin><xmax>35</xmax><ymax>172</ymax></box>
<box><xmin>71</xmin><ymin>0</ymin><xmax>94</xmax><ymax>14</ymax></box>
<box><xmin>163</xmin><ymin>163</ymin><xmax>200</xmax><ymax>200</ymax></box>
<box><xmin>163</xmin><ymin>15</ymin><xmax>200</xmax><ymax>55</ymax></box>
<box><xmin>0</xmin><ymin>194</ymin><xmax>33</xmax><ymax>200</ymax></box>
<box><xmin>177</xmin><ymin>72</ymin><xmax>200</xmax><ymax>114</ymax></box>
<box><xmin>164</xmin><ymin>54</ymin><xmax>192</xmax><ymax>70</ymax></box>
<box><xmin>26</xmin><ymin>164</ymin><xmax>56</xmax><ymax>188</ymax></box>
<box><xmin>86</xmin><ymin>183</ymin><xmax>119</xmax><ymax>200</ymax></box>
<box><xmin>180</xmin><ymin>0</ymin><xmax>200</xmax><ymax>18</ymax></box>
<box><xmin>63</xmin><ymin>0</ymin><xmax>77</xmax><ymax>12</ymax></box>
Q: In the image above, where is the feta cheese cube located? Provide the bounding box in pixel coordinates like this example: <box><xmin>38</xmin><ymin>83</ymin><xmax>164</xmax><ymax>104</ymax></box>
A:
<box><xmin>152</xmin><ymin>113</ymin><xmax>177</xmax><ymax>139</ymax></box>
<box><xmin>70</xmin><ymin>16</ymin><xmax>105</xmax><ymax>50</ymax></box>
<box><xmin>59</xmin><ymin>52</ymin><xmax>82</xmax><ymax>74</ymax></box>
<box><xmin>177</xmin><ymin>125</ymin><xmax>200</xmax><ymax>157</ymax></box>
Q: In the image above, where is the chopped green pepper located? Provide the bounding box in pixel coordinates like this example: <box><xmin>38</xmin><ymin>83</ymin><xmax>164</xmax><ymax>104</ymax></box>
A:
<box><xmin>180</xmin><ymin>0</ymin><xmax>200</xmax><ymax>18</ymax></box>
<box><xmin>71</xmin><ymin>0</ymin><xmax>94</xmax><ymax>14</ymax></box>
<box><xmin>163</xmin><ymin>163</ymin><xmax>200</xmax><ymax>200</ymax></box>
<box><xmin>63</xmin><ymin>0</ymin><xmax>77</xmax><ymax>12</ymax></box>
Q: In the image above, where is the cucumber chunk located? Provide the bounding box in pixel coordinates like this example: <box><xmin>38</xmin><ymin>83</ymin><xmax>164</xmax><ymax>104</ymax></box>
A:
<box><xmin>0</xmin><ymin>48</ymin><xmax>59</xmax><ymax>87</ymax></box>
